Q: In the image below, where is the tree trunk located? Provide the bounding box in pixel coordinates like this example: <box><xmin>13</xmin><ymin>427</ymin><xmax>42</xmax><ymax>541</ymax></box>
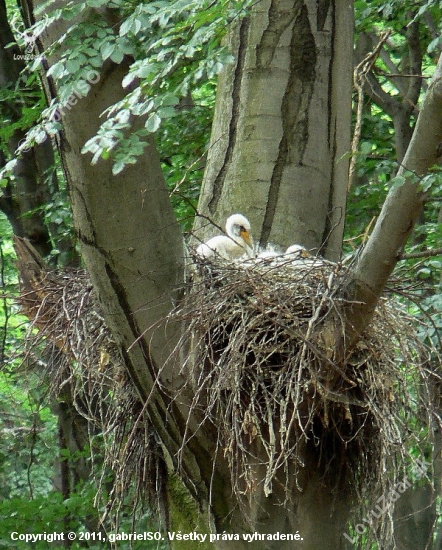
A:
<box><xmin>194</xmin><ymin>0</ymin><xmax>353</xmax><ymax>261</ymax></box>
<box><xmin>28</xmin><ymin>0</ymin><xmax>221</xmax><ymax>531</ymax></box>
<box><xmin>0</xmin><ymin>0</ymin><xmax>51</xmax><ymax>256</ymax></box>
<box><xmin>192</xmin><ymin>1</ymin><xmax>355</xmax><ymax>547</ymax></box>
<box><xmin>0</xmin><ymin>0</ymin><xmax>78</xmax><ymax>263</ymax></box>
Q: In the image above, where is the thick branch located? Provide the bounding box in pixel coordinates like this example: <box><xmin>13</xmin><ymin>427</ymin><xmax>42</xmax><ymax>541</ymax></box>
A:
<box><xmin>355</xmin><ymin>29</ymin><xmax>423</xmax><ymax>163</ymax></box>
<box><xmin>400</xmin><ymin>247</ymin><xmax>442</xmax><ymax>260</ymax></box>
<box><xmin>345</xmin><ymin>57</ymin><xmax>442</xmax><ymax>345</ymax></box>
<box><xmin>26</xmin><ymin>0</ymin><xmax>227</xmax><ymax>522</ymax></box>
<box><xmin>377</xmin><ymin>43</ymin><xmax>409</xmax><ymax>98</ymax></box>
<box><xmin>355</xmin><ymin>33</ymin><xmax>399</xmax><ymax>116</ymax></box>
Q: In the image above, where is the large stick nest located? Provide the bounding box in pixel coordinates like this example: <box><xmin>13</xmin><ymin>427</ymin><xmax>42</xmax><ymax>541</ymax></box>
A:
<box><xmin>178</xmin><ymin>252</ymin><xmax>433</xmax><ymax>507</ymax></box>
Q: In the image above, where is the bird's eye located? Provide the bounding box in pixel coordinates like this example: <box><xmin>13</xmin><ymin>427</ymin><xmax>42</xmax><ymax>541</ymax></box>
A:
<box><xmin>240</xmin><ymin>226</ymin><xmax>246</xmax><ymax>232</ymax></box>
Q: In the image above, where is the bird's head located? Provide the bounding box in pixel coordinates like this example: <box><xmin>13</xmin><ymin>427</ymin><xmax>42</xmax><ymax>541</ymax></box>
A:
<box><xmin>226</xmin><ymin>214</ymin><xmax>253</xmax><ymax>247</ymax></box>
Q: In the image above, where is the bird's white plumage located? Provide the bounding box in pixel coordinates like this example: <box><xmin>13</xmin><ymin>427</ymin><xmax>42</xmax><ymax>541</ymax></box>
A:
<box><xmin>254</xmin><ymin>244</ymin><xmax>281</xmax><ymax>265</ymax></box>
<box><xmin>286</xmin><ymin>244</ymin><xmax>312</xmax><ymax>267</ymax></box>
<box><xmin>285</xmin><ymin>244</ymin><xmax>309</xmax><ymax>258</ymax></box>
<box><xmin>256</xmin><ymin>244</ymin><xmax>281</xmax><ymax>259</ymax></box>
<box><xmin>197</xmin><ymin>214</ymin><xmax>254</xmax><ymax>260</ymax></box>
<box><xmin>285</xmin><ymin>244</ymin><xmax>328</xmax><ymax>268</ymax></box>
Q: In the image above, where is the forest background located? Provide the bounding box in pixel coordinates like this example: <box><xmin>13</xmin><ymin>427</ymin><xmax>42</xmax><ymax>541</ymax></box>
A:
<box><xmin>0</xmin><ymin>0</ymin><xmax>441</xmax><ymax>548</ymax></box>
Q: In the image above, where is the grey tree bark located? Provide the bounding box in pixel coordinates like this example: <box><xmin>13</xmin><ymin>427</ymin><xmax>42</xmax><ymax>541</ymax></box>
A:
<box><xmin>194</xmin><ymin>0</ymin><xmax>353</xmax><ymax>262</ymax></box>
<box><xmin>193</xmin><ymin>1</ymin><xmax>356</xmax><ymax>548</ymax></box>
<box><xmin>27</xmin><ymin>0</ymin><xmax>219</xmax><ymax>535</ymax></box>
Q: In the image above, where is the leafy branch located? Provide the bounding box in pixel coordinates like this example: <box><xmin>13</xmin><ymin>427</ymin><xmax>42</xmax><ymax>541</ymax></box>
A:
<box><xmin>13</xmin><ymin>0</ymin><xmax>254</xmax><ymax>175</ymax></box>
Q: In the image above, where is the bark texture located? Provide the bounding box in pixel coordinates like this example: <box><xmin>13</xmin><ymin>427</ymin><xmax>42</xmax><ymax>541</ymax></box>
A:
<box><xmin>27</xmin><ymin>0</ymin><xmax>248</xmax><ymax>539</ymax></box>
<box><xmin>194</xmin><ymin>0</ymin><xmax>353</xmax><ymax>261</ymax></box>
<box><xmin>191</xmin><ymin>2</ymin><xmax>356</xmax><ymax>547</ymax></box>
<box><xmin>31</xmin><ymin>0</ymin><xmax>184</xmax><ymax>390</ymax></box>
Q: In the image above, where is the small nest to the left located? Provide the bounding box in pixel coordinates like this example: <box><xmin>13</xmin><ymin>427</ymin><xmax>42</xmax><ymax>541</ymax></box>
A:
<box><xmin>12</xmin><ymin>237</ymin><xmax>167</xmax><ymax>532</ymax></box>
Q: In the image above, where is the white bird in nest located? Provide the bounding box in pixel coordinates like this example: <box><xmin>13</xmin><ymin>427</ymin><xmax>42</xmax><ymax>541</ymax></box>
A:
<box><xmin>254</xmin><ymin>244</ymin><xmax>281</xmax><ymax>265</ymax></box>
<box><xmin>285</xmin><ymin>244</ymin><xmax>329</xmax><ymax>268</ymax></box>
<box><xmin>196</xmin><ymin>214</ymin><xmax>254</xmax><ymax>260</ymax></box>
<box><xmin>256</xmin><ymin>244</ymin><xmax>281</xmax><ymax>259</ymax></box>
<box><xmin>285</xmin><ymin>244</ymin><xmax>311</xmax><ymax>259</ymax></box>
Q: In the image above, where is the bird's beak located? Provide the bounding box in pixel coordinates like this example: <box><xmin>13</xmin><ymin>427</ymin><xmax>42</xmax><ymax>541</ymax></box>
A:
<box><xmin>241</xmin><ymin>230</ymin><xmax>252</xmax><ymax>247</ymax></box>
<box><xmin>300</xmin><ymin>249</ymin><xmax>311</xmax><ymax>258</ymax></box>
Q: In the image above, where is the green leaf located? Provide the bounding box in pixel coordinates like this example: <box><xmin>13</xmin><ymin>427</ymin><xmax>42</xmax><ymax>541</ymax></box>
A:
<box><xmin>46</xmin><ymin>62</ymin><xmax>66</xmax><ymax>79</ymax></box>
<box><xmin>110</xmin><ymin>46</ymin><xmax>124</xmax><ymax>64</ymax></box>
<box><xmin>89</xmin><ymin>55</ymin><xmax>103</xmax><ymax>68</ymax></box>
<box><xmin>133</xmin><ymin>100</ymin><xmax>154</xmax><ymax>116</ymax></box>
<box><xmin>112</xmin><ymin>160</ymin><xmax>126</xmax><ymax>174</ymax></box>
<box><xmin>133</xmin><ymin>18</ymin><xmax>142</xmax><ymax>35</ymax></box>
<box><xmin>162</xmin><ymin>94</ymin><xmax>179</xmax><ymax>106</ymax></box>
<box><xmin>100</xmin><ymin>41</ymin><xmax>115</xmax><ymax>61</ymax></box>
<box><xmin>122</xmin><ymin>72</ymin><xmax>135</xmax><ymax>88</ymax></box>
<box><xmin>419</xmin><ymin>174</ymin><xmax>437</xmax><ymax>193</ymax></box>
<box><xmin>427</xmin><ymin>37</ymin><xmax>441</xmax><ymax>54</ymax></box>
<box><xmin>360</xmin><ymin>141</ymin><xmax>373</xmax><ymax>156</ymax></box>
<box><xmin>86</xmin><ymin>0</ymin><xmax>108</xmax><ymax>6</ymax></box>
<box><xmin>138</xmin><ymin>62</ymin><xmax>155</xmax><ymax>78</ymax></box>
<box><xmin>389</xmin><ymin>175</ymin><xmax>406</xmax><ymax>190</ymax></box>
<box><xmin>66</xmin><ymin>58</ymin><xmax>82</xmax><ymax>73</ymax></box>
<box><xmin>145</xmin><ymin>112</ymin><xmax>161</xmax><ymax>132</ymax></box>
<box><xmin>119</xmin><ymin>18</ymin><xmax>133</xmax><ymax>37</ymax></box>
<box><xmin>35</xmin><ymin>129</ymin><xmax>47</xmax><ymax>144</ymax></box>
<box><xmin>158</xmin><ymin>106</ymin><xmax>176</xmax><ymax>118</ymax></box>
